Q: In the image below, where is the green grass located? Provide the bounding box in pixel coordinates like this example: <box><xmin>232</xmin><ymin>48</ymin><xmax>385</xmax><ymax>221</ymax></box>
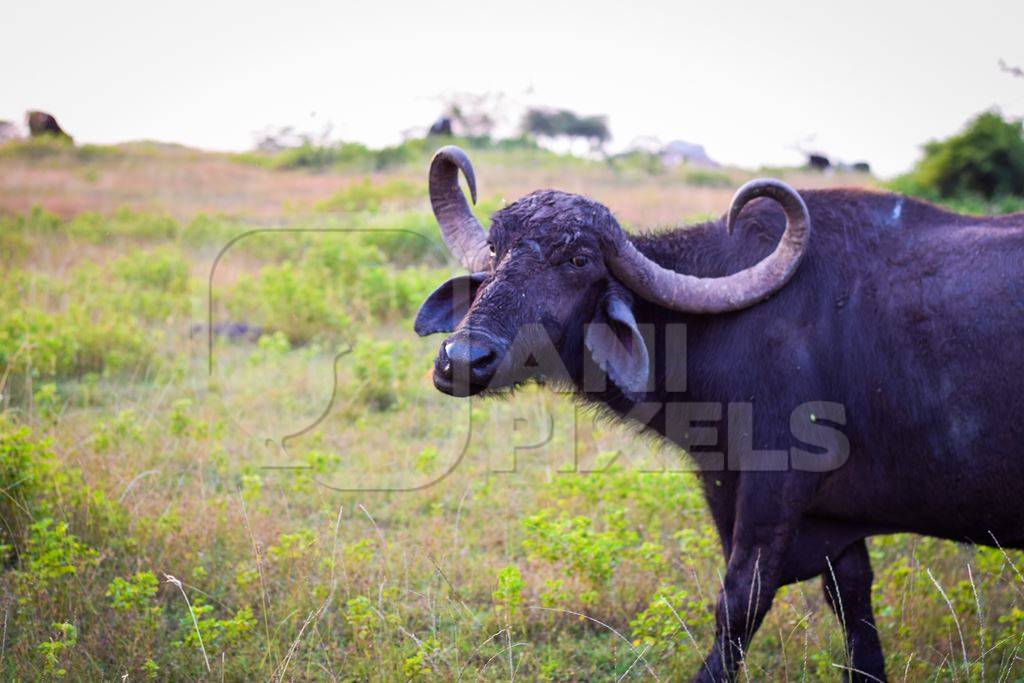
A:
<box><xmin>2</xmin><ymin>164</ymin><xmax>1024</xmax><ymax>680</ymax></box>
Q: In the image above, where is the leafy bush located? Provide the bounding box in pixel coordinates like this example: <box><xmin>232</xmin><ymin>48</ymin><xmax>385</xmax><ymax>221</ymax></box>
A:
<box><xmin>316</xmin><ymin>178</ymin><xmax>423</xmax><ymax>213</ymax></box>
<box><xmin>227</xmin><ymin>263</ymin><xmax>351</xmax><ymax>344</ymax></box>
<box><xmin>493</xmin><ymin>564</ymin><xmax>525</xmax><ymax>623</ymax></box>
<box><xmin>683</xmin><ymin>169</ymin><xmax>733</xmax><ymax>188</ymax></box>
<box><xmin>67</xmin><ymin>207</ymin><xmax>178</xmax><ymax>243</ymax></box>
<box><xmin>896</xmin><ymin>111</ymin><xmax>1024</xmax><ymax>203</ymax></box>
<box><xmin>0</xmin><ymin>424</ymin><xmax>60</xmax><ymax>555</ymax></box>
<box><xmin>0</xmin><ymin>305</ymin><xmax>153</xmax><ymax>393</ymax></box>
<box><xmin>350</xmin><ymin>338</ymin><xmax>415</xmax><ymax>411</ymax></box>
<box><xmin>0</xmin><ymin>136</ymin><xmax>120</xmax><ymax>163</ymax></box>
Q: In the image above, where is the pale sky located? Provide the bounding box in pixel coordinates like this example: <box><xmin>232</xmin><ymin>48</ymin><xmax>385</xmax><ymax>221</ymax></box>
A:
<box><xmin>4</xmin><ymin>0</ymin><xmax>1024</xmax><ymax>176</ymax></box>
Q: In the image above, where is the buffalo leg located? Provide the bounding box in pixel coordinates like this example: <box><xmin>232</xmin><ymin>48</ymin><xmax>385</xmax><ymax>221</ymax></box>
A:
<box><xmin>694</xmin><ymin>474</ymin><xmax>815</xmax><ymax>682</ymax></box>
<box><xmin>821</xmin><ymin>540</ymin><xmax>887</xmax><ymax>682</ymax></box>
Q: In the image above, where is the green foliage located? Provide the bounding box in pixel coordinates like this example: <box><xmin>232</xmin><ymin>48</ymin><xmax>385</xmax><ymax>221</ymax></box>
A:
<box><xmin>33</xmin><ymin>382</ymin><xmax>62</xmax><ymax>422</ymax></box>
<box><xmin>0</xmin><ymin>136</ymin><xmax>120</xmax><ymax>163</ymax></box>
<box><xmin>522</xmin><ymin>509</ymin><xmax>637</xmax><ymax>586</ymax></box>
<box><xmin>523</xmin><ymin>108</ymin><xmax>611</xmax><ymax>146</ymax></box>
<box><xmin>90</xmin><ymin>409</ymin><xmax>144</xmax><ymax>452</ymax></box>
<box><xmin>37</xmin><ymin>622</ymin><xmax>78</xmax><ymax>678</ymax></box>
<box><xmin>18</xmin><ymin>519</ymin><xmax>98</xmax><ymax>592</ymax></box>
<box><xmin>106</xmin><ymin>571</ymin><xmax>161</xmax><ymax>613</ymax></box>
<box><xmin>607</xmin><ymin>149</ymin><xmax>664</xmax><ymax>175</ymax></box>
<box><xmin>493</xmin><ymin>564</ymin><xmax>525</xmax><ymax>622</ymax></box>
<box><xmin>234</xmin><ymin>134</ymin><xmax>545</xmax><ymax>172</ymax></box>
<box><xmin>684</xmin><ymin>168</ymin><xmax>733</xmax><ymax>188</ymax></box>
<box><xmin>229</xmin><ymin>263</ymin><xmax>348</xmax><ymax>344</ymax></box>
<box><xmin>0</xmin><ymin>248</ymin><xmax>183</xmax><ymax>390</ymax></box>
<box><xmin>235</xmin><ymin>138</ymin><xmax>428</xmax><ymax>171</ymax></box>
<box><xmin>268</xmin><ymin>529</ymin><xmax>316</xmax><ymax>562</ymax></box>
<box><xmin>169</xmin><ymin>398</ymin><xmax>196</xmax><ymax>437</ymax></box>
<box><xmin>0</xmin><ymin>424</ymin><xmax>60</xmax><ymax>552</ymax></box>
<box><xmin>893</xmin><ymin>110</ymin><xmax>1024</xmax><ymax>212</ymax></box>
<box><xmin>345</xmin><ymin>595</ymin><xmax>377</xmax><ymax>646</ymax></box>
<box><xmin>67</xmin><ymin>207</ymin><xmax>178</xmax><ymax>243</ymax></box>
<box><xmin>178</xmin><ymin>600</ymin><xmax>257</xmax><ymax>651</ymax></box>
<box><xmin>316</xmin><ymin>178</ymin><xmax>422</xmax><ymax>212</ymax></box>
<box><xmin>630</xmin><ymin>584</ymin><xmax>711</xmax><ymax>653</ymax></box>
<box><xmin>351</xmin><ymin>338</ymin><xmax>415</xmax><ymax>411</ymax></box>
<box><xmin>180</xmin><ymin>213</ymin><xmax>245</xmax><ymax>246</ymax></box>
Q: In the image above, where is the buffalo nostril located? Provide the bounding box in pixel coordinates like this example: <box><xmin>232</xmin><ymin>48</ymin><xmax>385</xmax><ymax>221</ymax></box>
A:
<box><xmin>442</xmin><ymin>337</ymin><xmax>499</xmax><ymax>384</ymax></box>
<box><xmin>472</xmin><ymin>347</ymin><xmax>496</xmax><ymax>367</ymax></box>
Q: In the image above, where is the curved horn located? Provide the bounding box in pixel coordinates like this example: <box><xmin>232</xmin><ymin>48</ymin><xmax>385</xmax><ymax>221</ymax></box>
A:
<box><xmin>605</xmin><ymin>178</ymin><xmax>811</xmax><ymax>314</ymax></box>
<box><xmin>429</xmin><ymin>146</ymin><xmax>491</xmax><ymax>272</ymax></box>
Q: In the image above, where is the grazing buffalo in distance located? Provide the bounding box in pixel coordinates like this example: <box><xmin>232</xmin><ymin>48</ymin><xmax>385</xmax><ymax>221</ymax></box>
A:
<box><xmin>428</xmin><ymin>116</ymin><xmax>453</xmax><ymax>137</ymax></box>
<box><xmin>414</xmin><ymin>146</ymin><xmax>1024</xmax><ymax>681</ymax></box>
<box><xmin>26</xmin><ymin>110</ymin><xmax>71</xmax><ymax>141</ymax></box>
<box><xmin>806</xmin><ymin>152</ymin><xmax>831</xmax><ymax>171</ymax></box>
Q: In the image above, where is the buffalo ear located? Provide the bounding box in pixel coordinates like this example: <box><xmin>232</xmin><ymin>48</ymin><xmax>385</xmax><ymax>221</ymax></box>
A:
<box><xmin>414</xmin><ymin>273</ymin><xmax>487</xmax><ymax>336</ymax></box>
<box><xmin>585</xmin><ymin>290</ymin><xmax>650</xmax><ymax>395</ymax></box>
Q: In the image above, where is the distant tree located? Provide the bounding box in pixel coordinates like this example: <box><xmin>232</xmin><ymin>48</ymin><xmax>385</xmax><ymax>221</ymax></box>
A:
<box><xmin>522</xmin><ymin>108</ymin><xmax>610</xmax><ymax>151</ymax></box>
<box><xmin>911</xmin><ymin>110</ymin><xmax>1024</xmax><ymax>199</ymax></box>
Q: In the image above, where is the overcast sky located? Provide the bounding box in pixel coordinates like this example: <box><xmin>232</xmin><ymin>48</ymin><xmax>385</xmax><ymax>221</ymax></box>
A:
<box><xmin>4</xmin><ymin>0</ymin><xmax>1024</xmax><ymax>176</ymax></box>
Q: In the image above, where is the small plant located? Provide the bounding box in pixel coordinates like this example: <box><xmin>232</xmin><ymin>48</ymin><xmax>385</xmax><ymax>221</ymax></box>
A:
<box><xmin>630</xmin><ymin>584</ymin><xmax>711</xmax><ymax>653</ymax></box>
<box><xmin>91</xmin><ymin>409</ymin><xmax>144</xmax><ymax>452</ymax></box>
<box><xmin>316</xmin><ymin>178</ymin><xmax>422</xmax><ymax>212</ymax></box>
<box><xmin>19</xmin><ymin>518</ymin><xmax>98</xmax><ymax>591</ymax></box>
<box><xmin>107</xmin><ymin>571</ymin><xmax>161</xmax><ymax>613</ymax></box>
<box><xmin>683</xmin><ymin>168</ymin><xmax>733</xmax><ymax>188</ymax></box>
<box><xmin>345</xmin><ymin>595</ymin><xmax>377</xmax><ymax>646</ymax></box>
<box><xmin>493</xmin><ymin>564</ymin><xmax>525</xmax><ymax>623</ymax></box>
<box><xmin>268</xmin><ymin>529</ymin><xmax>317</xmax><ymax>562</ymax></box>
<box><xmin>350</xmin><ymin>338</ymin><xmax>415</xmax><ymax>411</ymax></box>
<box><xmin>33</xmin><ymin>382</ymin><xmax>61</xmax><ymax>422</ymax></box>
<box><xmin>37</xmin><ymin>622</ymin><xmax>78</xmax><ymax>678</ymax></box>
<box><xmin>169</xmin><ymin>398</ymin><xmax>196</xmax><ymax>437</ymax></box>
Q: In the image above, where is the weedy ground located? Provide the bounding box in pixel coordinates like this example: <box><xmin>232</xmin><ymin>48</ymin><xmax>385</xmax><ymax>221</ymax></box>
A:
<box><xmin>1</xmin><ymin>137</ymin><xmax>1022</xmax><ymax>681</ymax></box>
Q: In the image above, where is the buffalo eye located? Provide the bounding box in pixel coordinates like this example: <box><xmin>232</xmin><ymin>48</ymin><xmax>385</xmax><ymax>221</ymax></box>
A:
<box><xmin>488</xmin><ymin>243</ymin><xmax>496</xmax><ymax>257</ymax></box>
<box><xmin>571</xmin><ymin>255</ymin><xmax>589</xmax><ymax>268</ymax></box>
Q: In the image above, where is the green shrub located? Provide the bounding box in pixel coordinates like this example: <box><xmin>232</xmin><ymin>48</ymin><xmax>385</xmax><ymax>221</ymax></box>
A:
<box><xmin>181</xmin><ymin>213</ymin><xmax>247</xmax><ymax>247</ymax></box>
<box><xmin>898</xmin><ymin>110</ymin><xmax>1024</xmax><ymax>201</ymax></box>
<box><xmin>316</xmin><ymin>178</ymin><xmax>423</xmax><ymax>213</ymax></box>
<box><xmin>107</xmin><ymin>571</ymin><xmax>161</xmax><ymax>613</ymax></box>
<box><xmin>683</xmin><ymin>168</ymin><xmax>733</xmax><ymax>188</ymax></box>
<box><xmin>493</xmin><ymin>564</ymin><xmax>525</xmax><ymax>623</ymax></box>
<box><xmin>37</xmin><ymin>621</ymin><xmax>78</xmax><ymax>678</ymax></box>
<box><xmin>0</xmin><ymin>424</ymin><xmax>60</xmax><ymax>554</ymax></box>
<box><xmin>608</xmin><ymin>150</ymin><xmax>664</xmax><ymax>175</ymax></box>
<box><xmin>0</xmin><ymin>303</ymin><xmax>154</xmax><ymax>395</ymax></box>
<box><xmin>0</xmin><ymin>136</ymin><xmax>75</xmax><ymax>160</ymax></box>
<box><xmin>629</xmin><ymin>584</ymin><xmax>712</xmax><ymax>654</ymax></box>
<box><xmin>67</xmin><ymin>207</ymin><xmax>178</xmax><ymax>243</ymax></box>
<box><xmin>350</xmin><ymin>338</ymin><xmax>415</xmax><ymax>411</ymax></box>
<box><xmin>18</xmin><ymin>519</ymin><xmax>99</xmax><ymax>593</ymax></box>
<box><xmin>228</xmin><ymin>263</ymin><xmax>350</xmax><ymax>344</ymax></box>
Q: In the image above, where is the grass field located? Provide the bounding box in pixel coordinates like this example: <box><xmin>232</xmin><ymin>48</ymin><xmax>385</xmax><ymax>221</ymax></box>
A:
<box><xmin>1</xmin><ymin>137</ymin><xmax>1023</xmax><ymax>681</ymax></box>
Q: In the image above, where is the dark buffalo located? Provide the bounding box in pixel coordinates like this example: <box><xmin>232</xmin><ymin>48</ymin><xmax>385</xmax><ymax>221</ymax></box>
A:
<box><xmin>414</xmin><ymin>146</ymin><xmax>1024</xmax><ymax>681</ymax></box>
<box><xmin>26</xmin><ymin>110</ymin><xmax>71</xmax><ymax>141</ymax></box>
<box><xmin>807</xmin><ymin>152</ymin><xmax>831</xmax><ymax>171</ymax></box>
<box><xmin>428</xmin><ymin>116</ymin><xmax>453</xmax><ymax>137</ymax></box>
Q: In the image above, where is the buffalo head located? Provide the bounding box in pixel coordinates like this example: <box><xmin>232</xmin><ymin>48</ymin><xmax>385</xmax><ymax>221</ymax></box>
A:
<box><xmin>415</xmin><ymin>146</ymin><xmax>810</xmax><ymax>397</ymax></box>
